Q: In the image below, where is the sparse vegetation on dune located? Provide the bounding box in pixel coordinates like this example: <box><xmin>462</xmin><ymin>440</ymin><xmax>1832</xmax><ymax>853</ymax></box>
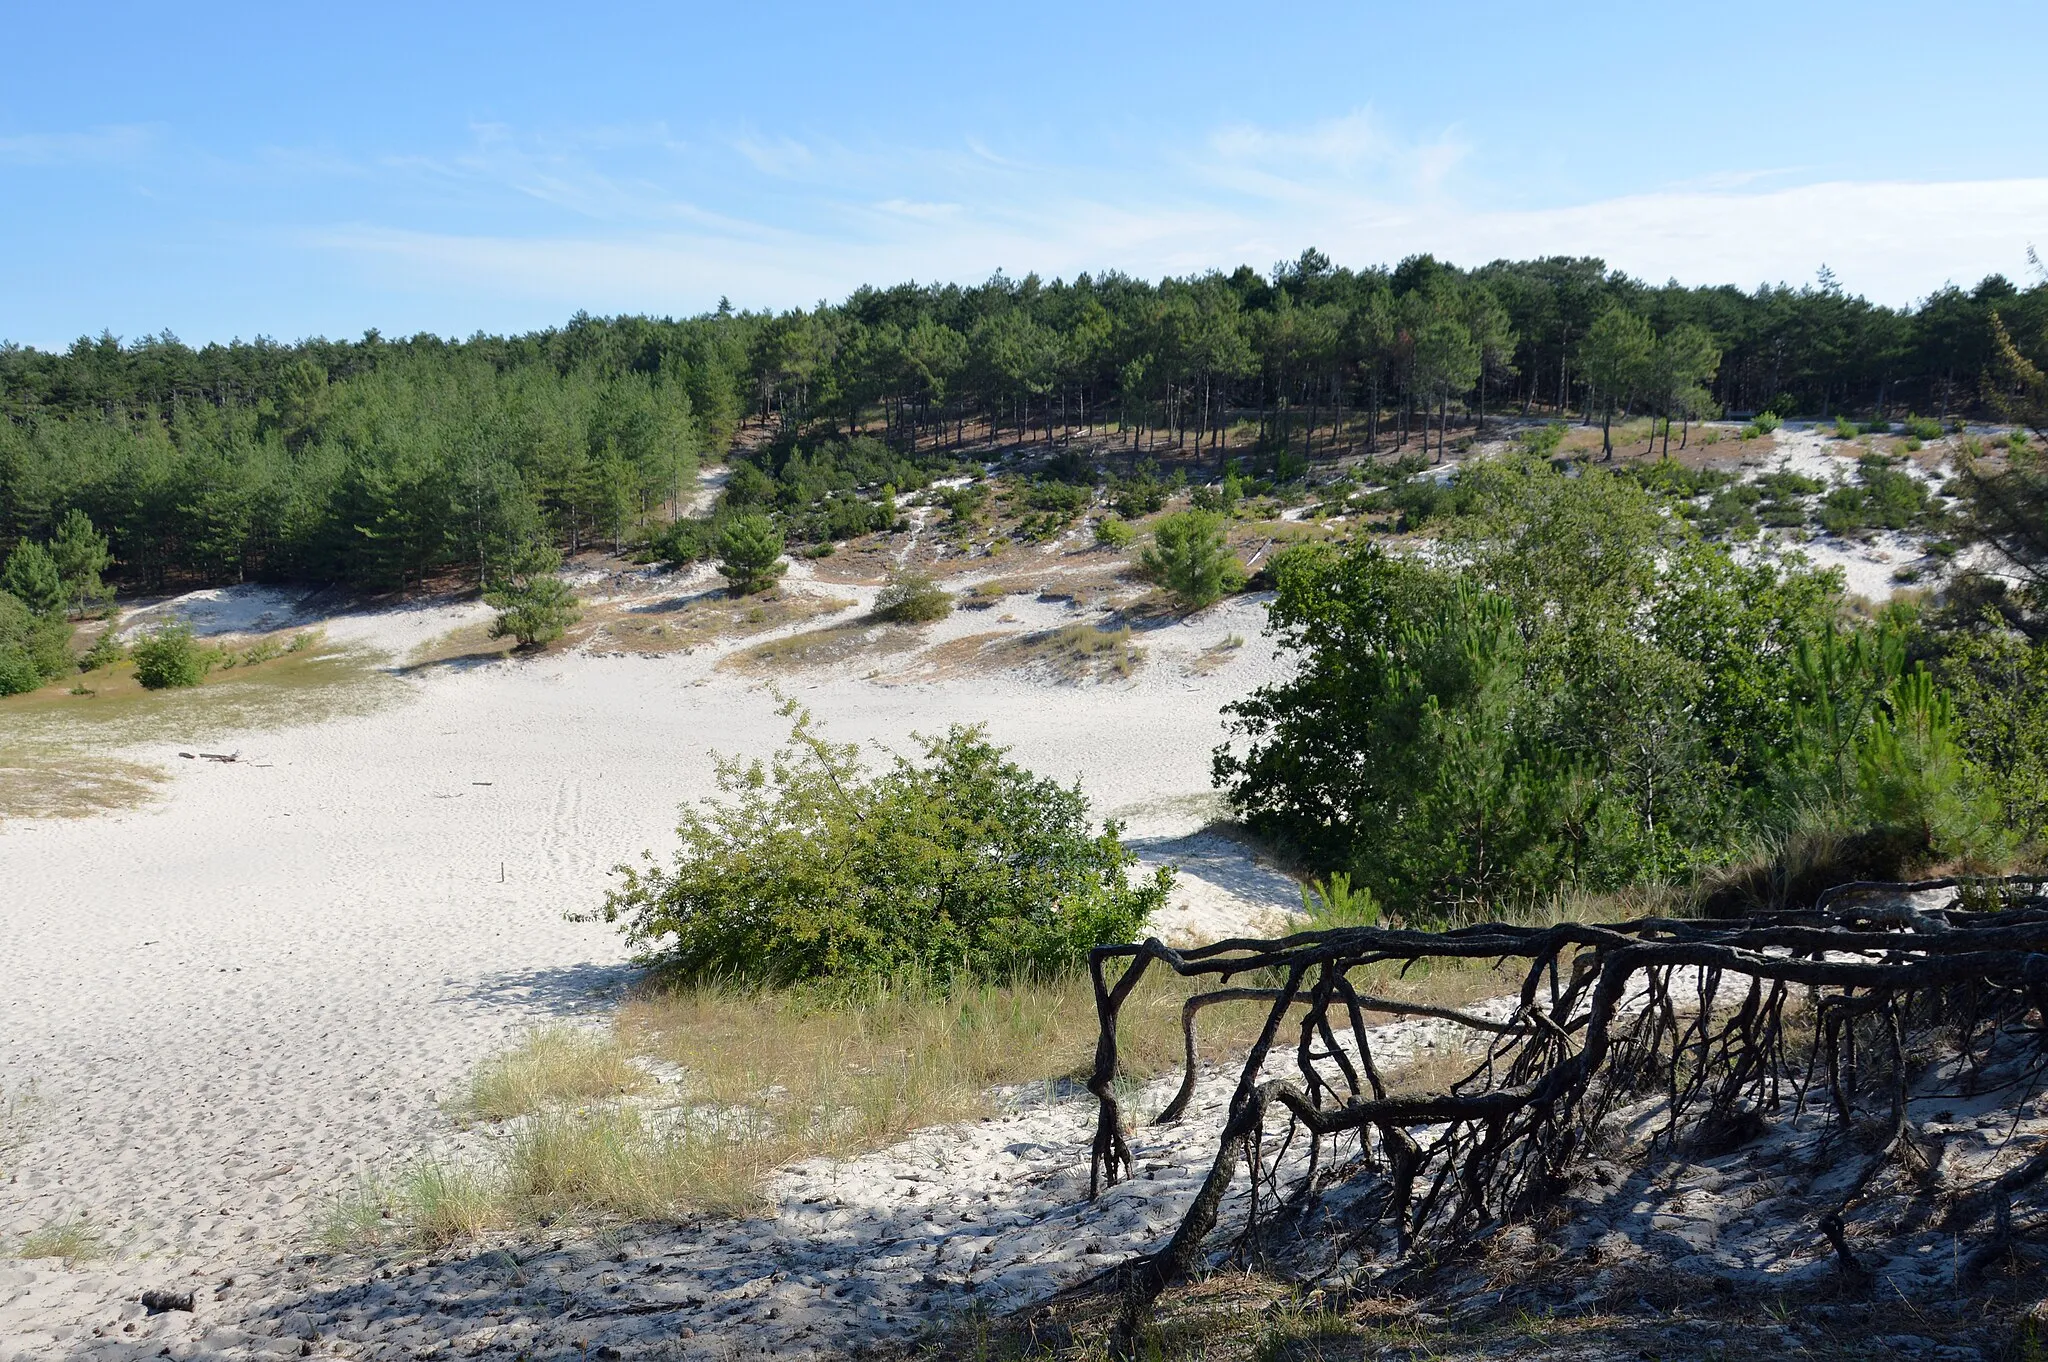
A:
<box><xmin>338</xmin><ymin>941</ymin><xmax>1532</xmax><ymax>1252</ymax></box>
<box><xmin>1</xmin><ymin>634</ymin><xmax>386</xmax><ymax>817</ymax></box>
<box><xmin>12</xmin><ymin>1215</ymin><xmax>105</xmax><ymax>1262</ymax></box>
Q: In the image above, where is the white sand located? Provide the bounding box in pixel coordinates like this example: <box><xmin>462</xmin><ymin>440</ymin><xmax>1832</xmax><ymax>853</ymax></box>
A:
<box><xmin>0</xmin><ymin>571</ymin><xmax>1305</xmax><ymax>1355</ymax></box>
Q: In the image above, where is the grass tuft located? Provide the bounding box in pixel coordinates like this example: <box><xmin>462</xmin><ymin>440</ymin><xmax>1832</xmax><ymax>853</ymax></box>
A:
<box><xmin>464</xmin><ymin>1026</ymin><xmax>648</xmax><ymax>1122</ymax></box>
<box><xmin>14</xmin><ymin>1215</ymin><xmax>105</xmax><ymax>1261</ymax></box>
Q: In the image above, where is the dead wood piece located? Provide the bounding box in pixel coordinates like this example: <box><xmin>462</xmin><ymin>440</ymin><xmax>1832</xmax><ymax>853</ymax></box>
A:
<box><xmin>1086</xmin><ymin>875</ymin><xmax>2048</xmax><ymax>1324</ymax></box>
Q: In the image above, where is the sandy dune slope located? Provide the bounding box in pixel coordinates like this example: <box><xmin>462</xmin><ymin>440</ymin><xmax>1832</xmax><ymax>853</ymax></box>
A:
<box><xmin>0</xmin><ymin>578</ymin><xmax>1303</xmax><ymax>1355</ymax></box>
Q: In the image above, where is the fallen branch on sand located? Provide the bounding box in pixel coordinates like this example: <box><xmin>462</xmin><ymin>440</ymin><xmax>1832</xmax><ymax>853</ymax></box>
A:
<box><xmin>1087</xmin><ymin>876</ymin><xmax>2048</xmax><ymax>1322</ymax></box>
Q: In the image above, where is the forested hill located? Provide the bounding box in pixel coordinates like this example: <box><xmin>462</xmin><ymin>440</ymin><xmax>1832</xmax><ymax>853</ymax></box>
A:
<box><xmin>2</xmin><ymin>250</ymin><xmax>2044</xmax><ymax>591</ymax></box>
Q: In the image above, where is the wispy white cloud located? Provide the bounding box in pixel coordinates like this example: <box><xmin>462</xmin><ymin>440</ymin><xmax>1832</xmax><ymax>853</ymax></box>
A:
<box><xmin>0</xmin><ymin>124</ymin><xmax>161</xmax><ymax>166</ymax></box>
<box><xmin>293</xmin><ymin>111</ymin><xmax>2048</xmax><ymax>314</ymax></box>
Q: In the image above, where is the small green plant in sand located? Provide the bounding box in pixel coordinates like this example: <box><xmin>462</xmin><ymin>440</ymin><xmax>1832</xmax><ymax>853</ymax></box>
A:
<box><xmin>14</xmin><ymin>1215</ymin><xmax>105</xmax><ymax>1261</ymax></box>
<box><xmin>0</xmin><ymin>1085</ymin><xmax>38</xmax><ymax>1176</ymax></box>
<box><xmin>1094</xmin><ymin>515</ymin><xmax>1136</xmax><ymax>549</ymax></box>
<box><xmin>869</xmin><ymin>567</ymin><xmax>953</xmax><ymax>623</ymax></box>
<box><xmin>77</xmin><ymin>619</ymin><xmax>125</xmax><ymax>672</ymax></box>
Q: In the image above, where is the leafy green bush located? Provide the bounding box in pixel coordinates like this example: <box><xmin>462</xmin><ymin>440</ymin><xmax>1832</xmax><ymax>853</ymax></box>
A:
<box><xmin>1212</xmin><ymin>459</ymin><xmax>1940</xmax><ymax>922</ymax></box>
<box><xmin>589</xmin><ymin>706</ymin><xmax>1172</xmax><ymax>987</ymax></box>
<box><xmin>1110</xmin><ymin>466</ymin><xmax>1172</xmax><ymax>518</ymax></box>
<box><xmin>0</xmin><ymin>591</ymin><xmax>74</xmax><ymax>695</ymax></box>
<box><xmin>1754</xmin><ymin>410</ymin><xmax>1784</xmax><ymax>434</ymax></box>
<box><xmin>871</xmin><ymin>569</ymin><xmax>952</xmax><ymax>623</ymax></box>
<box><xmin>130</xmin><ymin>621</ymin><xmax>210</xmax><ymax>690</ymax></box>
<box><xmin>1093</xmin><ymin>515</ymin><xmax>1135</xmax><ymax>549</ymax></box>
<box><xmin>77</xmin><ymin>619</ymin><xmax>125</xmax><ymax>672</ymax></box>
<box><xmin>1834</xmin><ymin>415</ymin><xmax>1859</xmax><ymax>440</ymax></box>
<box><xmin>1024</xmin><ymin>480</ymin><xmax>1090</xmax><ymax>521</ymax></box>
<box><xmin>1902</xmin><ymin>414</ymin><xmax>1944</xmax><ymax>441</ymax></box>
<box><xmin>645</xmin><ymin>515</ymin><xmax>714</xmax><ymax>567</ymax></box>
<box><xmin>716</xmin><ymin>514</ymin><xmax>788</xmax><ymax>596</ymax></box>
<box><xmin>1139</xmin><ymin>510</ymin><xmax>1246</xmax><ymax>610</ymax></box>
<box><xmin>1819</xmin><ymin>455</ymin><xmax>1930</xmax><ymax>535</ymax></box>
<box><xmin>1756</xmin><ymin>470</ymin><xmax>1824</xmax><ymax>498</ymax></box>
<box><xmin>240</xmin><ymin>636</ymin><xmax>284</xmax><ymax>666</ymax></box>
<box><xmin>1189</xmin><ymin>473</ymin><xmax>1246</xmax><ymax>515</ymax></box>
<box><xmin>1517</xmin><ymin>422</ymin><xmax>1567</xmax><ymax>459</ymax></box>
<box><xmin>1941</xmin><ymin>630</ymin><xmax>2048</xmax><ymax>845</ymax></box>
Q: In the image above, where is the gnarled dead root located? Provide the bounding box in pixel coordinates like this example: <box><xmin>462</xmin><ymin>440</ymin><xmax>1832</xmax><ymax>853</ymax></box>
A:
<box><xmin>1087</xmin><ymin>875</ymin><xmax>2048</xmax><ymax>1335</ymax></box>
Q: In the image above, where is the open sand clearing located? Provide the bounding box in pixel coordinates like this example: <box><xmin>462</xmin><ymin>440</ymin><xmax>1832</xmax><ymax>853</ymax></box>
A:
<box><xmin>0</xmin><ymin>574</ymin><xmax>1303</xmax><ymax>1356</ymax></box>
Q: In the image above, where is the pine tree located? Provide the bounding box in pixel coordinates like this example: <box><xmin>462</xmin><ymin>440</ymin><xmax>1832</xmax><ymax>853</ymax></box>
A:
<box><xmin>48</xmin><ymin>509</ymin><xmax>113</xmax><ymax>617</ymax></box>
<box><xmin>1</xmin><ymin>540</ymin><xmax>64</xmax><ymax>617</ymax></box>
<box><xmin>484</xmin><ymin>543</ymin><xmax>580</xmax><ymax>650</ymax></box>
<box><xmin>716</xmin><ymin>514</ymin><xmax>787</xmax><ymax>596</ymax></box>
<box><xmin>1139</xmin><ymin>510</ymin><xmax>1245</xmax><ymax>611</ymax></box>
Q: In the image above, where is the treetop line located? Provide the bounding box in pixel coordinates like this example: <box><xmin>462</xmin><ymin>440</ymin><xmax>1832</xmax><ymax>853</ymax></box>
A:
<box><xmin>0</xmin><ymin>249</ymin><xmax>2041</xmax><ymax>591</ymax></box>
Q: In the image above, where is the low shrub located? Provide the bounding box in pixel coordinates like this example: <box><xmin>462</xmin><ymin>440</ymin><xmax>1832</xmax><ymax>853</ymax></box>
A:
<box><xmin>130</xmin><ymin>621</ymin><xmax>210</xmax><ymax>690</ymax></box>
<box><xmin>0</xmin><ymin>592</ymin><xmax>74</xmax><ymax>695</ymax></box>
<box><xmin>1903</xmin><ymin>414</ymin><xmax>1945</xmax><ymax>441</ymax></box>
<box><xmin>870</xmin><ymin>568</ymin><xmax>953</xmax><ymax>623</ymax></box>
<box><xmin>1139</xmin><ymin>509</ymin><xmax>1247</xmax><ymax>610</ymax></box>
<box><xmin>1093</xmin><ymin>515</ymin><xmax>1136</xmax><ymax>549</ymax></box>
<box><xmin>588</xmin><ymin>705</ymin><xmax>1172</xmax><ymax>988</ymax></box>
<box><xmin>77</xmin><ymin>624</ymin><xmax>123</xmax><ymax>671</ymax></box>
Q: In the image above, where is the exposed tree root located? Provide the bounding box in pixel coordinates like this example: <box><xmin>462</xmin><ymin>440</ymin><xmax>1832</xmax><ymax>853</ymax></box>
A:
<box><xmin>1086</xmin><ymin>875</ymin><xmax>2048</xmax><ymax>1338</ymax></box>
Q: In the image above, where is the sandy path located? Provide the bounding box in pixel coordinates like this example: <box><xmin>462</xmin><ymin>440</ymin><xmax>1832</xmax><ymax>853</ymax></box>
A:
<box><xmin>0</xmin><ymin>583</ymin><xmax>1299</xmax><ymax>1354</ymax></box>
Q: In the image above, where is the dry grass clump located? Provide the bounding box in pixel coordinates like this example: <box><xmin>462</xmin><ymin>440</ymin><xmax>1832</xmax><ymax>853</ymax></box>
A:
<box><xmin>322</xmin><ymin>1163</ymin><xmax>502</xmax><ymax>1253</ymax></box>
<box><xmin>13</xmin><ymin>1215</ymin><xmax>105</xmax><ymax>1261</ymax></box>
<box><xmin>1189</xmin><ymin>634</ymin><xmax>1246</xmax><ymax>675</ymax></box>
<box><xmin>403</xmin><ymin>620</ymin><xmax>516</xmax><ymax>669</ymax></box>
<box><xmin>723</xmin><ymin>619</ymin><xmax>923</xmax><ymax>674</ymax></box>
<box><xmin>929</xmin><ymin>622</ymin><xmax>1146</xmax><ymax>681</ymax></box>
<box><xmin>572</xmin><ymin>589</ymin><xmax>852</xmax><ymax>655</ymax></box>
<box><xmin>504</xmin><ymin>1107</ymin><xmax>769</xmax><ymax>1221</ymax></box>
<box><xmin>334</xmin><ymin>970</ymin><xmax>1284</xmax><ymax>1254</ymax></box>
<box><xmin>463</xmin><ymin>1026</ymin><xmax>649</xmax><ymax>1122</ymax></box>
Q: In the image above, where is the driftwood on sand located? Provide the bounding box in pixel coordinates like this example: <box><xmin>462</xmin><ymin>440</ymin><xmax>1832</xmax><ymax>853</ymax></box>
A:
<box><xmin>1086</xmin><ymin>875</ymin><xmax>2048</xmax><ymax>1318</ymax></box>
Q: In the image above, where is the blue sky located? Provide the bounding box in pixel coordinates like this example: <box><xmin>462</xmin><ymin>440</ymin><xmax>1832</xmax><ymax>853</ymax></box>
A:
<box><xmin>4</xmin><ymin>1</ymin><xmax>2044</xmax><ymax>347</ymax></box>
